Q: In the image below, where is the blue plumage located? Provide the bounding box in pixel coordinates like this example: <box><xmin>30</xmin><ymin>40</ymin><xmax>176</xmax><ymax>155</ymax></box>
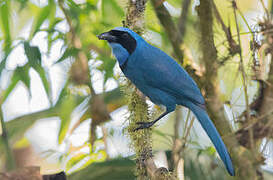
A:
<box><xmin>98</xmin><ymin>27</ymin><xmax>235</xmax><ymax>176</ymax></box>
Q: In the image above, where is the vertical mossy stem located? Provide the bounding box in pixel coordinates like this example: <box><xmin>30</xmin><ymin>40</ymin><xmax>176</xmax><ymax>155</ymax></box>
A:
<box><xmin>124</xmin><ymin>1</ymin><xmax>151</xmax><ymax>179</ymax></box>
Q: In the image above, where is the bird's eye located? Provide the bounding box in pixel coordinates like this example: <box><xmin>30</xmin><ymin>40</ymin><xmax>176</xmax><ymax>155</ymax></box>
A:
<box><xmin>122</xmin><ymin>33</ymin><xmax>129</xmax><ymax>38</ymax></box>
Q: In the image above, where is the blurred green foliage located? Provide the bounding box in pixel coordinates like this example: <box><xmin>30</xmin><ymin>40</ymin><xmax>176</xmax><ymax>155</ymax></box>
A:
<box><xmin>0</xmin><ymin>0</ymin><xmax>272</xmax><ymax>179</ymax></box>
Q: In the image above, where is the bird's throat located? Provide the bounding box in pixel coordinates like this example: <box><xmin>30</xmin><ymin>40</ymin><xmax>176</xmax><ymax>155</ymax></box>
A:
<box><xmin>109</xmin><ymin>43</ymin><xmax>130</xmax><ymax>67</ymax></box>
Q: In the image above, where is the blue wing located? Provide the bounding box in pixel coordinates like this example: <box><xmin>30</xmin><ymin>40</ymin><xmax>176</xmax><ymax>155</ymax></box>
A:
<box><xmin>136</xmin><ymin>44</ymin><xmax>205</xmax><ymax>106</ymax></box>
<box><xmin>132</xmin><ymin>44</ymin><xmax>235</xmax><ymax>176</ymax></box>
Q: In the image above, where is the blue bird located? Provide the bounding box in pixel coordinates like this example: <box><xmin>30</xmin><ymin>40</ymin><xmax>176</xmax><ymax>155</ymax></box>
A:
<box><xmin>98</xmin><ymin>27</ymin><xmax>235</xmax><ymax>176</ymax></box>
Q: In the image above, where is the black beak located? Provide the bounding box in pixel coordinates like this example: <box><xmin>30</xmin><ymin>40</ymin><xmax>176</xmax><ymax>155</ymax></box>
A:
<box><xmin>97</xmin><ymin>31</ymin><xmax>116</xmax><ymax>42</ymax></box>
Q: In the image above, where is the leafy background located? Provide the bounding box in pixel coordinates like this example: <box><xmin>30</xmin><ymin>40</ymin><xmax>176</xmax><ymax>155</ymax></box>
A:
<box><xmin>0</xmin><ymin>0</ymin><xmax>273</xmax><ymax>179</ymax></box>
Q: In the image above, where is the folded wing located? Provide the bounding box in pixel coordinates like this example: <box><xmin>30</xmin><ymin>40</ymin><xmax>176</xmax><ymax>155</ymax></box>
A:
<box><xmin>139</xmin><ymin>45</ymin><xmax>205</xmax><ymax>106</ymax></box>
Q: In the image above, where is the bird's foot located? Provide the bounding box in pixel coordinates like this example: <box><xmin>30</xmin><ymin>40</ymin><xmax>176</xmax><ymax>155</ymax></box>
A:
<box><xmin>134</xmin><ymin>121</ymin><xmax>155</xmax><ymax>131</ymax></box>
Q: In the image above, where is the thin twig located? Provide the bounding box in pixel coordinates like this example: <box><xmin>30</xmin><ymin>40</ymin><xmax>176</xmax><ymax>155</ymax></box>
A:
<box><xmin>236</xmin><ymin>7</ymin><xmax>254</xmax><ymax>38</ymax></box>
<box><xmin>180</xmin><ymin>116</ymin><xmax>195</xmax><ymax>151</ymax></box>
<box><xmin>232</xmin><ymin>1</ymin><xmax>250</xmax><ymax>121</ymax></box>
<box><xmin>177</xmin><ymin>0</ymin><xmax>191</xmax><ymax>44</ymax></box>
<box><xmin>172</xmin><ymin>108</ymin><xmax>182</xmax><ymax>172</ymax></box>
<box><xmin>233</xmin><ymin>0</ymin><xmax>252</xmax><ymax>150</ymax></box>
<box><xmin>151</xmin><ymin>0</ymin><xmax>183</xmax><ymax>63</ymax></box>
<box><xmin>211</xmin><ymin>0</ymin><xmax>239</xmax><ymax>55</ymax></box>
<box><xmin>182</xmin><ymin>109</ymin><xmax>191</xmax><ymax>138</ymax></box>
<box><xmin>235</xmin><ymin>109</ymin><xmax>273</xmax><ymax>134</ymax></box>
<box><xmin>259</xmin><ymin>0</ymin><xmax>270</xmax><ymax>20</ymax></box>
<box><xmin>174</xmin><ymin>109</ymin><xmax>180</xmax><ymax>139</ymax></box>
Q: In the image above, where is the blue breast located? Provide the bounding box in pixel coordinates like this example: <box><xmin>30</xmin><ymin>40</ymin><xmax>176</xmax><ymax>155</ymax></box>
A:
<box><xmin>109</xmin><ymin>43</ymin><xmax>129</xmax><ymax>67</ymax></box>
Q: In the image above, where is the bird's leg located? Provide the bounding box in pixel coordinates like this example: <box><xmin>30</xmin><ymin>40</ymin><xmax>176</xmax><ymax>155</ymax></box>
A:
<box><xmin>134</xmin><ymin>111</ymin><xmax>169</xmax><ymax>131</ymax></box>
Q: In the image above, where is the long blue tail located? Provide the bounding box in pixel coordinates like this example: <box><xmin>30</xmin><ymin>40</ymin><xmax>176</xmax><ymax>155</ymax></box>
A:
<box><xmin>187</xmin><ymin>102</ymin><xmax>235</xmax><ymax>176</ymax></box>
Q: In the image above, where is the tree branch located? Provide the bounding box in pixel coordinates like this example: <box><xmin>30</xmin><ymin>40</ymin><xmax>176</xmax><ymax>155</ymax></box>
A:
<box><xmin>151</xmin><ymin>0</ymin><xmax>183</xmax><ymax>63</ymax></box>
<box><xmin>124</xmin><ymin>1</ymin><xmax>176</xmax><ymax>179</ymax></box>
<box><xmin>197</xmin><ymin>1</ymin><xmax>261</xmax><ymax>179</ymax></box>
<box><xmin>124</xmin><ymin>1</ymin><xmax>153</xmax><ymax>178</ymax></box>
<box><xmin>211</xmin><ymin>0</ymin><xmax>240</xmax><ymax>55</ymax></box>
<box><xmin>145</xmin><ymin>157</ymin><xmax>175</xmax><ymax>180</ymax></box>
<box><xmin>178</xmin><ymin>0</ymin><xmax>191</xmax><ymax>44</ymax></box>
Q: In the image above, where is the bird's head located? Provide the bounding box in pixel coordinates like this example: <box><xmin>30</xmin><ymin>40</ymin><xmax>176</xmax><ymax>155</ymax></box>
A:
<box><xmin>97</xmin><ymin>27</ymin><xmax>142</xmax><ymax>66</ymax></box>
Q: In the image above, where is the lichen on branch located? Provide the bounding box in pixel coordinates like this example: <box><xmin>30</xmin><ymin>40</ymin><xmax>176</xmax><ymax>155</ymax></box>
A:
<box><xmin>123</xmin><ymin>1</ymin><xmax>174</xmax><ymax>179</ymax></box>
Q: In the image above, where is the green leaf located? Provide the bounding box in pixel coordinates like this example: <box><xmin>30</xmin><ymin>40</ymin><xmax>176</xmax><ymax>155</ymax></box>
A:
<box><xmin>1</xmin><ymin>64</ymin><xmax>31</xmax><ymax>102</ymax></box>
<box><xmin>1</xmin><ymin>72</ymin><xmax>20</xmax><ymax>103</ymax></box>
<box><xmin>24</xmin><ymin>42</ymin><xmax>41</xmax><ymax>66</ymax></box>
<box><xmin>0</xmin><ymin>55</ymin><xmax>8</xmax><ymax>77</ymax></box>
<box><xmin>0</xmin><ymin>107</ymin><xmax>58</xmax><ymax>154</ymax></box>
<box><xmin>66</xmin><ymin>149</ymin><xmax>107</xmax><ymax>173</ymax></box>
<box><xmin>66</xmin><ymin>0</ymin><xmax>81</xmax><ymax>20</ymax></box>
<box><xmin>48</xmin><ymin>0</ymin><xmax>56</xmax><ymax>29</ymax></box>
<box><xmin>55</xmin><ymin>47</ymin><xmax>79</xmax><ymax>64</ymax></box>
<box><xmin>97</xmin><ymin>56</ymin><xmax>115</xmax><ymax>84</ymax></box>
<box><xmin>46</xmin><ymin>0</ymin><xmax>57</xmax><ymax>52</ymax></box>
<box><xmin>54</xmin><ymin>81</ymin><xmax>69</xmax><ymax>107</ymax></box>
<box><xmin>0</xmin><ymin>0</ymin><xmax>11</xmax><ymax>53</ymax></box>
<box><xmin>14</xmin><ymin>65</ymin><xmax>31</xmax><ymax>90</ymax></box>
<box><xmin>34</xmin><ymin>65</ymin><xmax>50</xmax><ymax>98</ymax></box>
<box><xmin>166</xmin><ymin>0</ymin><xmax>182</xmax><ymax>7</ymax></box>
<box><xmin>24</xmin><ymin>41</ymin><xmax>51</xmax><ymax>98</ymax></box>
<box><xmin>87</xmin><ymin>0</ymin><xmax>99</xmax><ymax>5</ymax></box>
<box><xmin>58</xmin><ymin>95</ymin><xmax>77</xmax><ymax>144</ymax></box>
<box><xmin>66</xmin><ymin>153</ymin><xmax>89</xmax><ymax>171</ymax></box>
<box><xmin>47</xmin><ymin>18</ymin><xmax>64</xmax><ymax>52</ymax></box>
<box><xmin>68</xmin><ymin>158</ymin><xmax>135</xmax><ymax>180</ymax></box>
<box><xmin>29</xmin><ymin>4</ymin><xmax>51</xmax><ymax>39</ymax></box>
<box><xmin>101</xmin><ymin>0</ymin><xmax>124</xmax><ymax>25</ymax></box>
<box><xmin>0</xmin><ymin>1</ymin><xmax>13</xmax><ymax>76</ymax></box>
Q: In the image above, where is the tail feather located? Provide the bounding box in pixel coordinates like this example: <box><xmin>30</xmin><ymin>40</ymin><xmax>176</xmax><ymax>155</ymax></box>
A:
<box><xmin>187</xmin><ymin>102</ymin><xmax>235</xmax><ymax>176</ymax></box>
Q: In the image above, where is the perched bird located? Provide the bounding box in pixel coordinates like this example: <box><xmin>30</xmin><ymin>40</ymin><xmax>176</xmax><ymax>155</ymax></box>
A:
<box><xmin>98</xmin><ymin>27</ymin><xmax>235</xmax><ymax>176</ymax></box>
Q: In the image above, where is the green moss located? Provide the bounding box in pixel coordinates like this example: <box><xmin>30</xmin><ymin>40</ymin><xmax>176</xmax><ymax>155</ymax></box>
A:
<box><xmin>121</xmin><ymin>81</ymin><xmax>152</xmax><ymax>179</ymax></box>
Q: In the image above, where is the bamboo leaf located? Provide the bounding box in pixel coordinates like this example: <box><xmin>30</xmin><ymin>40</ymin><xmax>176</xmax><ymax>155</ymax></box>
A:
<box><xmin>58</xmin><ymin>95</ymin><xmax>76</xmax><ymax>144</ymax></box>
<box><xmin>0</xmin><ymin>0</ymin><xmax>11</xmax><ymax>53</ymax></box>
<box><xmin>24</xmin><ymin>42</ymin><xmax>41</xmax><ymax>66</ymax></box>
<box><xmin>0</xmin><ymin>1</ymin><xmax>12</xmax><ymax>76</ymax></box>
<box><xmin>68</xmin><ymin>158</ymin><xmax>135</xmax><ymax>180</ymax></box>
<box><xmin>35</xmin><ymin>65</ymin><xmax>50</xmax><ymax>98</ymax></box>
<box><xmin>66</xmin><ymin>153</ymin><xmax>89</xmax><ymax>171</ymax></box>
<box><xmin>14</xmin><ymin>65</ymin><xmax>31</xmax><ymax>91</ymax></box>
<box><xmin>0</xmin><ymin>56</ymin><xmax>8</xmax><ymax>77</ymax></box>
<box><xmin>29</xmin><ymin>4</ymin><xmax>51</xmax><ymax>38</ymax></box>
<box><xmin>1</xmin><ymin>73</ymin><xmax>20</xmax><ymax>103</ymax></box>
<box><xmin>97</xmin><ymin>56</ymin><xmax>115</xmax><ymax>84</ymax></box>
<box><xmin>55</xmin><ymin>47</ymin><xmax>79</xmax><ymax>64</ymax></box>
<box><xmin>48</xmin><ymin>0</ymin><xmax>56</xmax><ymax>29</ymax></box>
<box><xmin>1</xmin><ymin>64</ymin><xmax>31</xmax><ymax>102</ymax></box>
<box><xmin>24</xmin><ymin>41</ymin><xmax>50</xmax><ymax>98</ymax></box>
<box><xmin>0</xmin><ymin>107</ymin><xmax>58</xmax><ymax>153</ymax></box>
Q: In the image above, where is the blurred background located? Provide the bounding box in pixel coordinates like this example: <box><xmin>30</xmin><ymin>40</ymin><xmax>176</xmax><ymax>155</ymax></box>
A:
<box><xmin>0</xmin><ymin>0</ymin><xmax>273</xmax><ymax>179</ymax></box>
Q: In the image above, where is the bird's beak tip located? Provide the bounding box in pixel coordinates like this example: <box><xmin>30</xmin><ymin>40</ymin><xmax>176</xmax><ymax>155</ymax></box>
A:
<box><xmin>97</xmin><ymin>34</ymin><xmax>103</xmax><ymax>40</ymax></box>
<box><xmin>97</xmin><ymin>32</ymin><xmax>110</xmax><ymax>40</ymax></box>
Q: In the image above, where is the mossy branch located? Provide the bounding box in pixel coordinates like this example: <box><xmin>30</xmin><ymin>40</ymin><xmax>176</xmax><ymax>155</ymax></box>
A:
<box><xmin>123</xmin><ymin>1</ymin><xmax>152</xmax><ymax>179</ymax></box>
<box><xmin>125</xmin><ymin>87</ymin><xmax>152</xmax><ymax>179</ymax></box>
<box><xmin>124</xmin><ymin>1</ymin><xmax>175</xmax><ymax>179</ymax></box>
<box><xmin>123</xmin><ymin>1</ymin><xmax>151</xmax><ymax>178</ymax></box>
